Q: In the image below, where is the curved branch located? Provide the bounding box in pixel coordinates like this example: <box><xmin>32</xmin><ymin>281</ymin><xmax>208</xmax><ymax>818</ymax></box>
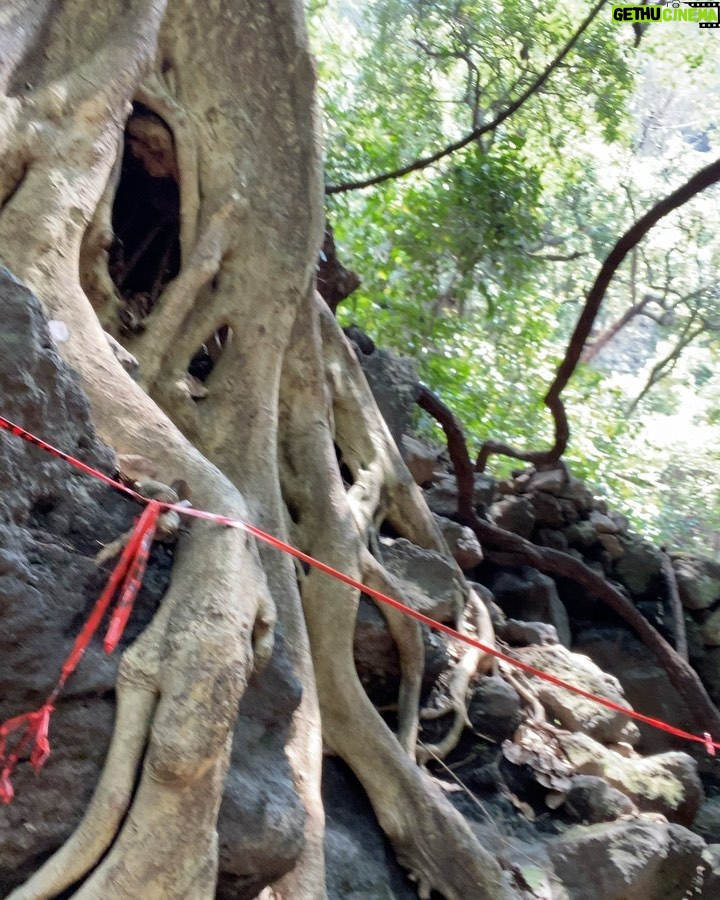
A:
<box><xmin>476</xmin><ymin>154</ymin><xmax>720</xmax><ymax>472</ymax></box>
<box><xmin>626</xmin><ymin>317</ymin><xmax>704</xmax><ymax>415</ymax></box>
<box><xmin>325</xmin><ymin>0</ymin><xmax>609</xmax><ymax>195</ymax></box>
<box><xmin>418</xmin><ymin>382</ymin><xmax>720</xmax><ymax>737</ymax></box>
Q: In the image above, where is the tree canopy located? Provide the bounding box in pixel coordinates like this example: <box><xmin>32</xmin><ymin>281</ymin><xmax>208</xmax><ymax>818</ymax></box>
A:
<box><xmin>311</xmin><ymin>0</ymin><xmax>720</xmax><ymax>553</ymax></box>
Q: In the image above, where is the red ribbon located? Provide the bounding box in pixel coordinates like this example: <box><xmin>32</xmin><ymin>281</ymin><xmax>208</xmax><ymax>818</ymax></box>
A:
<box><xmin>1</xmin><ymin>412</ymin><xmax>719</xmax><ymax>805</ymax></box>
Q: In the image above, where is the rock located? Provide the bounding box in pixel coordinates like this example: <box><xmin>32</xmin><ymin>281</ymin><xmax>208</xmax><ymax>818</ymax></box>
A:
<box><xmin>597</xmin><ymin>532</ymin><xmax>624</xmax><ymax>560</ymax></box>
<box><xmin>217</xmin><ymin>644</ymin><xmax>306</xmax><ymax>900</ymax></box>
<box><xmin>559</xmin><ymin>476</ymin><xmax>595</xmax><ymax>513</ymax></box>
<box><xmin>613</xmin><ymin>535</ymin><xmax>664</xmax><ymax>598</ymax></box>
<box><xmin>497</xmin><ymin>618</ymin><xmax>560</xmax><ymax>647</ymax></box>
<box><xmin>588</xmin><ymin>510</ymin><xmax>618</xmax><ymax>534</ymax></box>
<box><xmin>467</xmin><ymin>676</ymin><xmax>522</xmax><ymax>742</ymax></box>
<box><xmin>0</xmin><ymin>270</ymin><xmax>174</xmax><ymax>890</ymax></box>
<box><xmin>433</xmin><ymin>514</ymin><xmax>483</xmax><ymax>569</ymax></box>
<box><xmin>530</xmin><ymin>490</ymin><xmax>564</xmax><ymax>527</ymax></box>
<box><xmin>564</xmin><ymin>520</ymin><xmax>599</xmax><ymax>549</ymax></box>
<box><xmin>693</xmin><ymin>797</ymin><xmax>720</xmax><ymax>844</ymax></box>
<box><xmin>488</xmin><ymin>496</ymin><xmax>535</xmax><ymax>539</ymax></box>
<box><xmin>496</xmin><ymin>477</ymin><xmax>515</xmax><ymax>495</ymax></box>
<box><xmin>424</xmin><ymin>473</ymin><xmax>496</xmax><ymax>518</ymax></box>
<box><xmin>515</xmin><ymin>644</ymin><xmax>640</xmax><ymax>745</ymax></box>
<box><xmin>0</xmin><ymin>270</ymin><xmax>308</xmax><ymax>897</ymax></box>
<box><xmin>546</xmin><ymin>819</ymin><xmax>707</xmax><ymax>900</ymax></box>
<box><xmin>562</xmin><ymin>774</ymin><xmax>638</xmax><ymax>823</ymax></box>
<box><xmin>701</xmin><ymin>608</ymin><xmax>720</xmax><ymax>646</ymax></box>
<box><xmin>574</xmin><ymin>627</ymin><xmax>697</xmax><ymax>754</ymax></box>
<box><xmin>400</xmin><ymin>435</ymin><xmax>443</xmax><ymax>485</ymax></box>
<box><xmin>379</xmin><ymin>537</ymin><xmax>464</xmax><ymax>622</ymax></box>
<box><xmin>357</xmin><ymin>348</ymin><xmax>419</xmax><ymax>444</ymax></box>
<box><xmin>558</xmin><ymin>732</ymin><xmax>703</xmax><ymax>824</ymax></box>
<box><xmin>673</xmin><ymin>554</ymin><xmax>720</xmax><ymax>611</ymax></box>
<box><xmin>535</xmin><ymin>527</ymin><xmax>569</xmax><ymax>552</ymax></box>
<box><xmin>609</xmin><ymin>511</ymin><xmax>630</xmax><ymax>534</ymax></box>
<box><xmin>323</xmin><ymin>759</ymin><xmax>417</xmax><ymax>900</ymax></box>
<box><xmin>487</xmin><ymin>567</ymin><xmax>572</xmax><ymax>648</ymax></box>
<box><xmin>559</xmin><ymin>498</ymin><xmax>580</xmax><ymax>524</ymax></box>
<box><xmin>527</xmin><ymin>468</ymin><xmax>566</xmax><ymax>496</ymax></box>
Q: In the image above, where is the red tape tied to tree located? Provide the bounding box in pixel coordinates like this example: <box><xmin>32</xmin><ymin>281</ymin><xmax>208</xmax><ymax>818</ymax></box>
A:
<box><xmin>0</xmin><ymin>412</ymin><xmax>718</xmax><ymax>803</ymax></box>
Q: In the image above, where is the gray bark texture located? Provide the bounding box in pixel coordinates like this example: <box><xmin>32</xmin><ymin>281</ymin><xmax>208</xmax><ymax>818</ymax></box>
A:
<box><xmin>0</xmin><ymin>2</ymin><xmax>509</xmax><ymax>898</ymax></box>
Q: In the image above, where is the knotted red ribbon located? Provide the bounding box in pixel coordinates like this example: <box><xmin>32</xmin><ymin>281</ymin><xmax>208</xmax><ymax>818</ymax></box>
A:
<box><xmin>0</xmin><ymin>499</ymin><xmax>160</xmax><ymax>803</ymax></box>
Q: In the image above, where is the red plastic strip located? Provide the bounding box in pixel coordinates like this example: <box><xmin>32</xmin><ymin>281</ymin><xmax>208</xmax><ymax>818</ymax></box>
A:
<box><xmin>104</xmin><ymin>505</ymin><xmax>158</xmax><ymax>653</ymax></box>
<box><xmin>2</xmin><ymin>413</ymin><xmax>720</xmax><ymax>756</ymax></box>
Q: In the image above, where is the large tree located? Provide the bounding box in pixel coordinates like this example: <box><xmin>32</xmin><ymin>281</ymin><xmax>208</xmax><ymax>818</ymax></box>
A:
<box><xmin>0</xmin><ymin>1</ymin><xmax>509</xmax><ymax>897</ymax></box>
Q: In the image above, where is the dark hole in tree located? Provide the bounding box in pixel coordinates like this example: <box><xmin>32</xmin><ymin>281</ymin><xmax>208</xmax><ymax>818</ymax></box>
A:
<box><xmin>334</xmin><ymin>442</ymin><xmax>355</xmax><ymax>487</ymax></box>
<box><xmin>109</xmin><ymin>102</ymin><xmax>181</xmax><ymax>333</ymax></box>
<box><xmin>188</xmin><ymin>325</ymin><xmax>232</xmax><ymax>383</ymax></box>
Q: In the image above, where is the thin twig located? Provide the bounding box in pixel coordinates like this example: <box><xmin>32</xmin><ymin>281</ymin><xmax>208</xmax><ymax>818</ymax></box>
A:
<box><xmin>325</xmin><ymin>0</ymin><xmax>609</xmax><ymax>195</ymax></box>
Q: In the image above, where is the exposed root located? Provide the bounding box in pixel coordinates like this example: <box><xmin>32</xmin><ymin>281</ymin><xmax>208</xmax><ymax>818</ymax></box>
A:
<box><xmin>7</xmin><ymin>688</ymin><xmax>156</xmax><ymax>900</ymax></box>
<box><xmin>130</xmin><ymin>192</ymin><xmax>247</xmax><ymax>389</ymax></box>
<box><xmin>279</xmin><ymin>299</ymin><xmax>510</xmax><ymax>898</ymax></box>
<box><xmin>417</xmin><ymin>589</ymin><xmax>492</xmax><ymax>764</ymax></box>
<box><xmin>361</xmin><ymin>548</ymin><xmax>424</xmax><ymax>755</ymax></box>
<box><xmin>80</xmin><ymin>148</ymin><xmax>124</xmax><ymax>327</ymax></box>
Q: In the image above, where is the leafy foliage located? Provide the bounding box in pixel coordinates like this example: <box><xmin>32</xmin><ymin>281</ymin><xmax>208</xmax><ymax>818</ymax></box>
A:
<box><xmin>310</xmin><ymin>0</ymin><xmax>720</xmax><ymax>553</ymax></box>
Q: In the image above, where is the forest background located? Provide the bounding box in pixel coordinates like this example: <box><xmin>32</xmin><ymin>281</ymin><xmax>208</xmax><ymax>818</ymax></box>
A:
<box><xmin>311</xmin><ymin>0</ymin><xmax>720</xmax><ymax>556</ymax></box>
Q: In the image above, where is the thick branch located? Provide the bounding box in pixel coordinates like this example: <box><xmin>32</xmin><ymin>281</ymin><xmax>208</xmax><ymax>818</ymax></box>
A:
<box><xmin>418</xmin><ymin>382</ymin><xmax>720</xmax><ymax>737</ymax></box>
<box><xmin>325</xmin><ymin>0</ymin><xmax>608</xmax><ymax>195</ymax></box>
<box><xmin>476</xmin><ymin>154</ymin><xmax>720</xmax><ymax>472</ymax></box>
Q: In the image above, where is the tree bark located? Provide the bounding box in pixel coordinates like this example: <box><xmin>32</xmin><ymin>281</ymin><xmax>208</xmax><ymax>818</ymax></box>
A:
<box><xmin>0</xmin><ymin>3</ymin><xmax>510</xmax><ymax>897</ymax></box>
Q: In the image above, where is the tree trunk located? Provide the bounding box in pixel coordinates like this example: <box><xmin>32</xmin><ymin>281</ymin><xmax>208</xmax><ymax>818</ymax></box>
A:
<box><xmin>0</xmin><ymin>2</ymin><xmax>509</xmax><ymax>897</ymax></box>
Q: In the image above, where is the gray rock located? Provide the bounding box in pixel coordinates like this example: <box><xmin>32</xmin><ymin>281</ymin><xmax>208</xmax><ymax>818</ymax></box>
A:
<box><xmin>673</xmin><ymin>554</ymin><xmax>720</xmax><ymax>611</ymax></box>
<box><xmin>323</xmin><ymin>759</ymin><xmax>417</xmax><ymax>900</ymax></box>
<box><xmin>597</xmin><ymin>532</ymin><xmax>624</xmax><ymax>560</ymax></box>
<box><xmin>562</xmin><ymin>774</ymin><xmax>638</xmax><ymax>824</ymax></box>
<box><xmin>380</xmin><ymin>537</ymin><xmax>464</xmax><ymax>622</ymax></box>
<box><xmin>516</xmin><ymin>644</ymin><xmax>640</xmax><ymax>745</ymax></box>
<box><xmin>497</xmin><ymin>618</ymin><xmax>560</xmax><ymax>647</ymax></box>
<box><xmin>467</xmin><ymin>675</ymin><xmax>522</xmax><ymax>742</ymax></box>
<box><xmin>424</xmin><ymin>473</ymin><xmax>496</xmax><ymax>518</ymax></box>
<box><xmin>488</xmin><ymin>495</ymin><xmax>535</xmax><ymax>539</ymax></box>
<box><xmin>400</xmin><ymin>435</ymin><xmax>443</xmax><ymax>485</ymax></box>
<box><xmin>559</xmin><ymin>732</ymin><xmax>703</xmax><ymax>825</ymax></box>
<box><xmin>588</xmin><ymin>510</ymin><xmax>618</xmax><ymax>534</ymax></box>
<box><xmin>559</xmin><ymin>476</ymin><xmax>595</xmax><ymax>513</ymax></box>
<box><xmin>547</xmin><ymin>820</ymin><xmax>707</xmax><ymax>900</ymax></box>
<box><xmin>358</xmin><ymin>348</ymin><xmax>419</xmax><ymax>444</ymax></box>
<box><xmin>700</xmin><ymin>607</ymin><xmax>720</xmax><ymax>646</ymax></box>
<box><xmin>488</xmin><ymin>567</ymin><xmax>572</xmax><ymax>648</ymax></box>
<box><xmin>433</xmin><ymin>513</ymin><xmax>483</xmax><ymax>570</ymax></box>
<box><xmin>564</xmin><ymin>520</ymin><xmax>599</xmax><ymax>549</ymax></box>
<box><xmin>535</xmin><ymin>527</ymin><xmax>569</xmax><ymax>552</ymax></box>
<box><xmin>613</xmin><ymin>535</ymin><xmax>663</xmax><ymax>598</ymax></box>
<box><xmin>693</xmin><ymin>797</ymin><xmax>720</xmax><ymax>844</ymax></box>
<box><xmin>527</xmin><ymin>468</ymin><xmax>566</xmax><ymax>495</ymax></box>
<box><xmin>574</xmin><ymin>627</ymin><xmax>698</xmax><ymax>755</ymax></box>
<box><xmin>530</xmin><ymin>490</ymin><xmax>564</xmax><ymax>527</ymax></box>
<box><xmin>0</xmin><ymin>269</ymin><xmax>306</xmax><ymax>897</ymax></box>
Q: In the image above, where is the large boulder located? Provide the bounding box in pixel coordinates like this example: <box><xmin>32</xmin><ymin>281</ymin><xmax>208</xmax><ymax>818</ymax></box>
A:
<box><xmin>546</xmin><ymin>819</ymin><xmax>708</xmax><ymax>900</ymax></box>
<box><xmin>486</xmin><ymin>567</ymin><xmax>572</xmax><ymax>648</ymax></box>
<box><xmin>514</xmin><ymin>645</ymin><xmax>640</xmax><ymax>745</ymax></box>
<box><xmin>558</xmin><ymin>732</ymin><xmax>703</xmax><ymax>825</ymax></box>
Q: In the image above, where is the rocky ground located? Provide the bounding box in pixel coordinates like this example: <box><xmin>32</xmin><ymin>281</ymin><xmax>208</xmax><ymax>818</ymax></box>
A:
<box><xmin>3</xmin><ymin>267</ymin><xmax>720</xmax><ymax>898</ymax></box>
